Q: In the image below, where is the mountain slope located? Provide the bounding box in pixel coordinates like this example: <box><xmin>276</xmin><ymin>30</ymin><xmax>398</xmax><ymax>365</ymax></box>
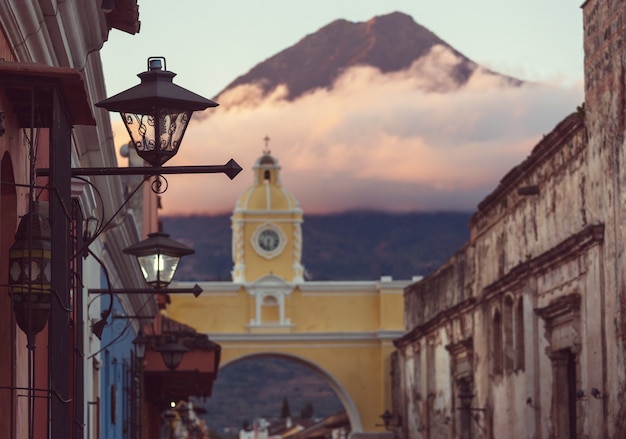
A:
<box><xmin>215</xmin><ymin>11</ymin><xmax>522</xmax><ymax>103</ymax></box>
<box><xmin>164</xmin><ymin>211</ymin><xmax>471</xmax><ymax>282</ymax></box>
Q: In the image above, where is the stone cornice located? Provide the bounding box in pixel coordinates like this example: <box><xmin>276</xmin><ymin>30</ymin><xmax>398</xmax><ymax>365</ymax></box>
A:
<box><xmin>472</xmin><ymin>113</ymin><xmax>585</xmax><ymax>231</ymax></box>
<box><xmin>534</xmin><ymin>293</ymin><xmax>581</xmax><ymax>322</ymax></box>
<box><xmin>300</xmin><ymin>280</ymin><xmax>412</xmax><ymax>293</ymax></box>
<box><xmin>209</xmin><ymin>330</ymin><xmax>404</xmax><ymax>343</ymax></box>
<box><xmin>394</xmin><ymin>297</ymin><xmax>476</xmax><ymax>348</ymax></box>
<box><xmin>232</xmin><ymin>208</ymin><xmax>304</xmax><ymax>216</ymax></box>
<box><xmin>482</xmin><ymin>223</ymin><xmax>604</xmax><ymax>300</ymax></box>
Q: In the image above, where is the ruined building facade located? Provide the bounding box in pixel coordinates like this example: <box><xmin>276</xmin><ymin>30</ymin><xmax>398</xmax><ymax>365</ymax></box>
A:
<box><xmin>393</xmin><ymin>1</ymin><xmax>626</xmax><ymax>438</ymax></box>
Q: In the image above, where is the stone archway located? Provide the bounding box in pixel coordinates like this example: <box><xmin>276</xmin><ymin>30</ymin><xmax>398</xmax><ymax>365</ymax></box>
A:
<box><xmin>219</xmin><ymin>352</ymin><xmax>363</xmax><ymax>432</ymax></box>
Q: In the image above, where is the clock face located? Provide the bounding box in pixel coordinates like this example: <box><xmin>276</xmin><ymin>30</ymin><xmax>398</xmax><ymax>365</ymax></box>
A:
<box><xmin>258</xmin><ymin>229</ymin><xmax>280</xmax><ymax>252</ymax></box>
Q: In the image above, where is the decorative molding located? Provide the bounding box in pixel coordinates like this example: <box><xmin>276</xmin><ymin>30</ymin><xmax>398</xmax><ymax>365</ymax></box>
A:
<box><xmin>395</xmin><ymin>297</ymin><xmax>477</xmax><ymax>348</ymax></box>
<box><xmin>535</xmin><ymin>293</ymin><xmax>581</xmax><ymax>322</ymax></box>
<box><xmin>445</xmin><ymin>337</ymin><xmax>474</xmax><ymax>379</ymax></box>
<box><xmin>535</xmin><ymin>293</ymin><xmax>582</xmax><ymax>353</ymax></box>
<box><xmin>231</xmin><ymin>213</ymin><xmax>304</xmax><ymax>220</ymax></box>
<box><xmin>482</xmin><ymin>223</ymin><xmax>604</xmax><ymax>300</ymax></box>
<box><xmin>208</xmin><ymin>330</ymin><xmax>405</xmax><ymax>343</ymax></box>
<box><xmin>300</xmin><ymin>280</ymin><xmax>412</xmax><ymax>293</ymax></box>
<box><xmin>472</xmin><ymin>114</ymin><xmax>586</xmax><ymax>228</ymax></box>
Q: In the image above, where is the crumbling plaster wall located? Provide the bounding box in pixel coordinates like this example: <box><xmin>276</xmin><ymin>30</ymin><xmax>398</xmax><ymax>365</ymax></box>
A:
<box><xmin>581</xmin><ymin>1</ymin><xmax>626</xmax><ymax>436</ymax></box>
<box><xmin>397</xmin><ymin>1</ymin><xmax>626</xmax><ymax>436</ymax></box>
<box><xmin>399</xmin><ymin>108</ymin><xmax>617</xmax><ymax>438</ymax></box>
<box><xmin>470</xmin><ymin>113</ymin><xmax>608</xmax><ymax>439</ymax></box>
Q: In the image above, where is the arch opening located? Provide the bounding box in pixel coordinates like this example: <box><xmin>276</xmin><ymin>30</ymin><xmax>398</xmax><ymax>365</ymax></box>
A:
<box><xmin>199</xmin><ymin>352</ymin><xmax>363</xmax><ymax>436</ymax></box>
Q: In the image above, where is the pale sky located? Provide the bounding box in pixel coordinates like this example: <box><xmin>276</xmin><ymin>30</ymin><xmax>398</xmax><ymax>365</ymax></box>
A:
<box><xmin>101</xmin><ymin>2</ymin><xmax>585</xmax><ymax>215</ymax></box>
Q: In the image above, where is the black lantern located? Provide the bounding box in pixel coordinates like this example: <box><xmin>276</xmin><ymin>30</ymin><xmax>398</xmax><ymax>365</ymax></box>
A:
<box><xmin>378</xmin><ymin>410</ymin><xmax>401</xmax><ymax>430</ymax></box>
<box><xmin>95</xmin><ymin>57</ymin><xmax>218</xmax><ymax>167</ymax></box>
<box><xmin>156</xmin><ymin>339</ymin><xmax>189</xmax><ymax>371</ymax></box>
<box><xmin>133</xmin><ymin>329</ymin><xmax>148</xmax><ymax>359</ymax></box>
<box><xmin>123</xmin><ymin>232</ymin><xmax>195</xmax><ymax>288</ymax></box>
<box><xmin>457</xmin><ymin>389</ymin><xmax>485</xmax><ymax>412</ymax></box>
<box><xmin>458</xmin><ymin>390</ymin><xmax>475</xmax><ymax>410</ymax></box>
<box><xmin>8</xmin><ymin>202</ymin><xmax>52</xmax><ymax>347</ymax></box>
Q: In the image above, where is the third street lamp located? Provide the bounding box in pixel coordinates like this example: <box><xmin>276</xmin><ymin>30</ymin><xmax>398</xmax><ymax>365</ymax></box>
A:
<box><xmin>123</xmin><ymin>232</ymin><xmax>195</xmax><ymax>289</ymax></box>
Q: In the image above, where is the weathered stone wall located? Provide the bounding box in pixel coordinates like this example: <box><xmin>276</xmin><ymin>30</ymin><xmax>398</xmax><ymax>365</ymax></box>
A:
<box><xmin>398</xmin><ymin>110</ymin><xmax>610</xmax><ymax>439</ymax></box>
<box><xmin>396</xmin><ymin>2</ymin><xmax>626</xmax><ymax>437</ymax></box>
<box><xmin>396</xmin><ymin>19</ymin><xmax>626</xmax><ymax>437</ymax></box>
<box><xmin>404</xmin><ymin>246</ymin><xmax>472</xmax><ymax>330</ymax></box>
<box><xmin>582</xmin><ymin>1</ymin><xmax>626</xmax><ymax>436</ymax></box>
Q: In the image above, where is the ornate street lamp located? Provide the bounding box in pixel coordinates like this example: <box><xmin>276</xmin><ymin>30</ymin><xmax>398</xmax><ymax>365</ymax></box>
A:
<box><xmin>133</xmin><ymin>329</ymin><xmax>148</xmax><ymax>359</ymax></box>
<box><xmin>123</xmin><ymin>232</ymin><xmax>195</xmax><ymax>288</ymax></box>
<box><xmin>457</xmin><ymin>389</ymin><xmax>486</xmax><ymax>412</ymax></box>
<box><xmin>458</xmin><ymin>390</ymin><xmax>475</xmax><ymax>410</ymax></box>
<box><xmin>8</xmin><ymin>201</ymin><xmax>52</xmax><ymax>348</ymax></box>
<box><xmin>96</xmin><ymin>57</ymin><xmax>218</xmax><ymax>167</ymax></box>
<box><xmin>134</xmin><ymin>331</ymin><xmax>189</xmax><ymax>371</ymax></box>
<box><xmin>377</xmin><ymin>410</ymin><xmax>402</xmax><ymax>430</ymax></box>
<box><xmin>90</xmin><ymin>233</ymin><xmax>199</xmax><ymax>340</ymax></box>
<box><xmin>156</xmin><ymin>338</ymin><xmax>189</xmax><ymax>371</ymax></box>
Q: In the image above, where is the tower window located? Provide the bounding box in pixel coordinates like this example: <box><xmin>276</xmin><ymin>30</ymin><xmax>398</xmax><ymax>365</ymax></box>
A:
<box><xmin>264</xmin><ymin>170</ymin><xmax>270</xmax><ymax>181</ymax></box>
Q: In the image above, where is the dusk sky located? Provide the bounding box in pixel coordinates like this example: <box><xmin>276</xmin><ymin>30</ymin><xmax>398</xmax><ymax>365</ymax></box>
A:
<box><xmin>101</xmin><ymin>2</ymin><xmax>584</xmax><ymax>216</ymax></box>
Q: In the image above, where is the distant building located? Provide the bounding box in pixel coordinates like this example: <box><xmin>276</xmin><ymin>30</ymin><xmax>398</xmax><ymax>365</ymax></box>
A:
<box><xmin>238</xmin><ymin>412</ymin><xmax>350</xmax><ymax>439</ymax></box>
<box><xmin>393</xmin><ymin>2</ymin><xmax>626</xmax><ymax>438</ymax></box>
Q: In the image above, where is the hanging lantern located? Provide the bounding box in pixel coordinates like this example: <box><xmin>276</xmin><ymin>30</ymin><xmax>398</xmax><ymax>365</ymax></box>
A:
<box><xmin>133</xmin><ymin>329</ymin><xmax>148</xmax><ymax>359</ymax></box>
<box><xmin>8</xmin><ymin>201</ymin><xmax>52</xmax><ymax>345</ymax></box>
<box><xmin>123</xmin><ymin>232</ymin><xmax>195</xmax><ymax>288</ymax></box>
<box><xmin>95</xmin><ymin>57</ymin><xmax>218</xmax><ymax>167</ymax></box>
<box><xmin>156</xmin><ymin>339</ymin><xmax>189</xmax><ymax>371</ymax></box>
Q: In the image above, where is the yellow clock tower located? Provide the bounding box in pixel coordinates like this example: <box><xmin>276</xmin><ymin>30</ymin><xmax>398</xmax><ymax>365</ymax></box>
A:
<box><xmin>231</xmin><ymin>148</ymin><xmax>304</xmax><ymax>283</ymax></box>
<box><xmin>167</xmin><ymin>143</ymin><xmax>414</xmax><ymax>434</ymax></box>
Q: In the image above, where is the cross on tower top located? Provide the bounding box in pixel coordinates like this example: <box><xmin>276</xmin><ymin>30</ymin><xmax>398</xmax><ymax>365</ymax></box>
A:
<box><xmin>263</xmin><ymin>135</ymin><xmax>271</xmax><ymax>155</ymax></box>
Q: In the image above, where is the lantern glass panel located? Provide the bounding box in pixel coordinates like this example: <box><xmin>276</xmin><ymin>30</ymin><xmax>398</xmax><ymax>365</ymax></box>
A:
<box><xmin>121</xmin><ymin>108</ymin><xmax>192</xmax><ymax>167</ymax></box>
<box><xmin>137</xmin><ymin>253</ymin><xmax>180</xmax><ymax>287</ymax></box>
<box><xmin>162</xmin><ymin>350</ymin><xmax>184</xmax><ymax>371</ymax></box>
<box><xmin>28</xmin><ymin>260</ymin><xmax>41</xmax><ymax>281</ymax></box>
<box><xmin>8</xmin><ymin>202</ymin><xmax>52</xmax><ymax>339</ymax></box>
<box><xmin>133</xmin><ymin>335</ymin><xmax>147</xmax><ymax>359</ymax></box>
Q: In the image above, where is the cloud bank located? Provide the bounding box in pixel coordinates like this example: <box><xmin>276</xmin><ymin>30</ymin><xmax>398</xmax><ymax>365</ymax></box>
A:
<box><xmin>118</xmin><ymin>45</ymin><xmax>583</xmax><ymax>216</ymax></box>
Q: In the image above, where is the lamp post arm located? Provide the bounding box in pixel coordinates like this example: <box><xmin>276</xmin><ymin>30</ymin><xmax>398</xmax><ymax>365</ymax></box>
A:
<box><xmin>88</xmin><ymin>284</ymin><xmax>203</xmax><ymax>297</ymax></box>
<box><xmin>37</xmin><ymin>159</ymin><xmax>242</xmax><ymax>180</ymax></box>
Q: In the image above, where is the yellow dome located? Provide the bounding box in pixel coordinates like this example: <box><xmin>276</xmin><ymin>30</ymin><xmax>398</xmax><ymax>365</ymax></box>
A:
<box><xmin>235</xmin><ymin>152</ymin><xmax>300</xmax><ymax>212</ymax></box>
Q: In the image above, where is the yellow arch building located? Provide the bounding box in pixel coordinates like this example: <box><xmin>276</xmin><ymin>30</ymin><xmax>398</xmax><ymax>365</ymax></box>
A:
<box><xmin>167</xmin><ymin>150</ymin><xmax>418</xmax><ymax>435</ymax></box>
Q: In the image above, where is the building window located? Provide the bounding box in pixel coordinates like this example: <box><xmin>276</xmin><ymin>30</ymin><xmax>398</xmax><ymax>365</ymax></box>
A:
<box><xmin>261</xmin><ymin>295</ymin><xmax>279</xmax><ymax>322</ymax></box>
<box><xmin>503</xmin><ymin>296</ymin><xmax>514</xmax><ymax>372</ymax></box>
<box><xmin>552</xmin><ymin>349</ymin><xmax>578</xmax><ymax>439</ymax></box>
<box><xmin>492</xmin><ymin>309</ymin><xmax>503</xmax><ymax>375</ymax></box>
<box><xmin>515</xmin><ymin>298</ymin><xmax>525</xmax><ymax>371</ymax></box>
<box><xmin>535</xmin><ymin>293</ymin><xmax>582</xmax><ymax>439</ymax></box>
<box><xmin>456</xmin><ymin>379</ymin><xmax>473</xmax><ymax>439</ymax></box>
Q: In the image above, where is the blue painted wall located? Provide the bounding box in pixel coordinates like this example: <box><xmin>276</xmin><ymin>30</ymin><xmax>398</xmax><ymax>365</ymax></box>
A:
<box><xmin>99</xmin><ymin>293</ymin><xmax>139</xmax><ymax>439</ymax></box>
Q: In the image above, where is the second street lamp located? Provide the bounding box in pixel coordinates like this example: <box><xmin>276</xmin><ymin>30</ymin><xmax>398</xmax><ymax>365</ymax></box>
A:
<box><xmin>89</xmin><ymin>232</ymin><xmax>201</xmax><ymax>339</ymax></box>
<box><xmin>123</xmin><ymin>232</ymin><xmax>195</xmax><ymax>288</ymax></box>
